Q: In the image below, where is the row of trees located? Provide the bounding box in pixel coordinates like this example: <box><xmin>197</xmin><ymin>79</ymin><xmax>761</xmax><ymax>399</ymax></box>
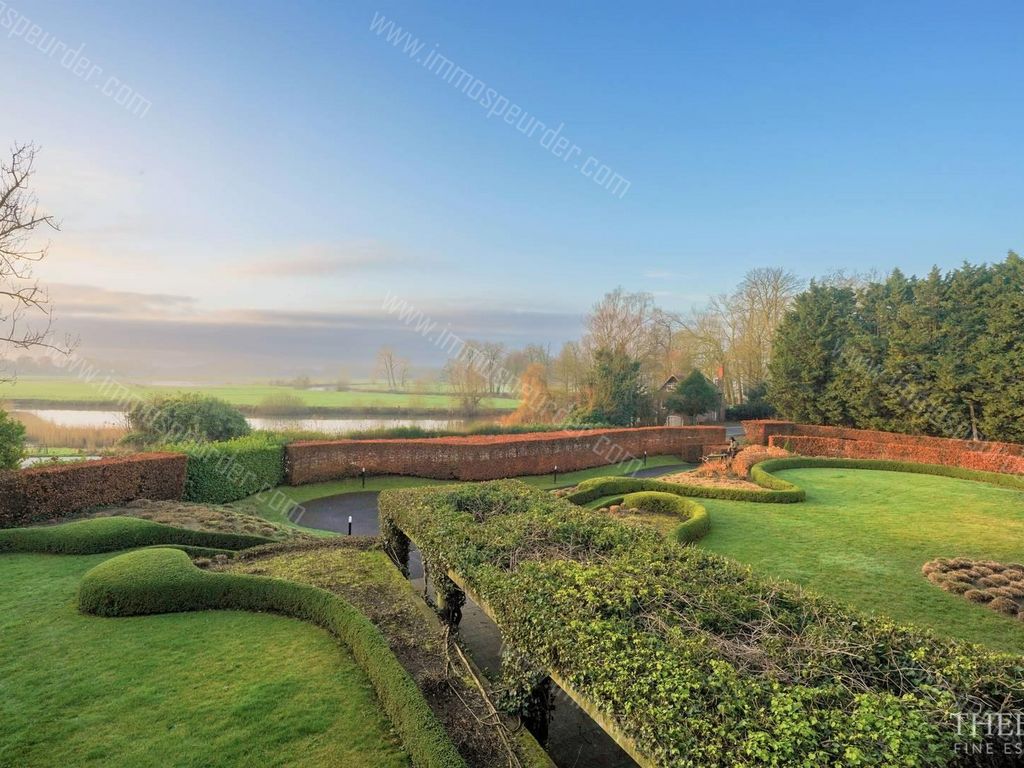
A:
<box><xmin>767</xmin><ymin>253</ymin><xmax>1024</xmax><ymax>441</ymax></box>
<box><xmin>494</xmin><ymin>271</ymin><xmax>801</xmax><ymax>426</ymax></box>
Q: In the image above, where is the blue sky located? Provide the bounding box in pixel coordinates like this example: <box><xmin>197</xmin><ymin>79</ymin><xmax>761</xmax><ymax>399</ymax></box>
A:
<box><xmin>4</xmin><ymin>0</ymin><xmax>1022</xmax><ymax>375</ymax></box>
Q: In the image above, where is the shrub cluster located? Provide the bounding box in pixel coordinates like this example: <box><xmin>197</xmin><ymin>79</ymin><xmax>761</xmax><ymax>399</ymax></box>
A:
<box><xmin>171</xmin><ymin>434</ymin><xmax>286</xmax><ymax>504</ymax></box>
<box><xmin>127</xmin><ymin>393</ymin><xmax>251</xmax><ymax>445</ymax></box>
<box><xmin>380</xmin><ymin>481</ymin><xmax>1024</xmax><ymax>767</ymax></box>
<box><xmin>923</xmin><ymin>558</ymin><xmax>1024</xmax><ymax>619</ymax></box>
<box><xmin>0</xmin><ymin>453</ymin><xmax>187</xmax><ymax>528</ymax></box>
<box><xmin>619</xmin><ymin>490</ymin><xmax>710</xmax><ymax>543</ymax></box>
<box><xmin>0</xmin><ymin>516</ymin><xmax>271</xmax><ymax>554</ymax></box>
<box><xmin>79</xmin><ymin>548</ymin><xmax>465</xmax><ymax>768</ymax></box>
<box><xmin>0</xmin><ymin>407</ymin><xmax>26</xmax><ymax>469</ymax></box>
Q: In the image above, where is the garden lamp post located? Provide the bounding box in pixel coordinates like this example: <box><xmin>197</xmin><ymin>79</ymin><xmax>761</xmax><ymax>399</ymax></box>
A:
<box><xmin>347</xmin><ymin>515</ymin><xmax>353</xmax><ymax>536</ymax></box>
<box><xmin>360</xmin><ymin>467</ymin><xmax>366</xmax><ymax>488</ymax></box>
<box><xmin>553</xmin><ymin>465</ymin><xmax>558</xmax><ymax>485</ymax></box>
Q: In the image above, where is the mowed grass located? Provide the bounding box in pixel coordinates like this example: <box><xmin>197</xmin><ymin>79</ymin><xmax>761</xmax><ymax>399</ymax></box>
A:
<box><xmin>0</xmin><ymin>553</ymin><xmax>410</xmax><ymax>768</ymax></box>
<box><xmin>0</xmin><ymin>377</ymin><xmax>519</xmax><ymax>411</ymax></box>
<box><xmin>698</xmin><ymin>468</ymin><xmax>1024</xmax><ymax>654</ymax></box>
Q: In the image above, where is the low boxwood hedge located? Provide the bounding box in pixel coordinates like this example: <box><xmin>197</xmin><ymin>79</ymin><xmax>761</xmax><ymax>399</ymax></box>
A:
<box><xmin>565</xmin><ymin>472</ymin><xmax>805</xmax><ymax>505</ymax></box>
<box><xmin>620</xmin><ymin>491</ymin><xmax>710</xmax><ymax>544</ymax></box>
<box><xmin>0</xmin><ymin>516</ymin><xmax>272</xmax><ymax>555</ymax></box>
<box><xmin>380</xmin><ymin>480</ymin><xmax>1024</xmax><ymax>766</ymax></box>
<box><xmin>170</xmin><ymin>434</ymin><xmax>286</xmax><ymax>504</ymax></box>
<box><xmin>79</xmin><ymin>548</ymin><xmax>464</xmax><ymax>768</ymax></box>
<box><xmin>753</xmin><ymin>455</ymin><xmax>1024</xmax><ymax>492</ymax></box>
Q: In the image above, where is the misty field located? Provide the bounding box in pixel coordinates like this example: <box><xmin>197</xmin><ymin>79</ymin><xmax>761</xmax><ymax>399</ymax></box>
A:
<box><xmin>0</xmin><ymin>378</ymin><xmax>519</xmax><ymax>413</ymax></box>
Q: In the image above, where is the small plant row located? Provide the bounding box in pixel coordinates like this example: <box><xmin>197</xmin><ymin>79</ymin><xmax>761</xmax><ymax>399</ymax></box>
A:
<box><xmin>924</xmin><ymin>558</ymin><xmax>1024</xmax><ymax>619</ymax></box>
<box><xmin>78</xmin><ymin>547</ymin><xmax>466</xmax><ymax>768</ymax></box>
<box><xmin>380</xmin><ymin>480</ymin><xmax>1024</xmax><ymax>767</ymax></box>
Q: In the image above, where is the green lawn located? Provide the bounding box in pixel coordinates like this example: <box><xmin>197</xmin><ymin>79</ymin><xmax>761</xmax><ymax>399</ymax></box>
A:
<box><xmin>0</xmin><ymin>377</ymin><xmax>518</xmax><ymax>412</ymax></box>
<box><xmin>236</xmin><ymin>456</ymin><xmax>692</xmax><ymax>529</ymax></box>
<box><xmin>698</xmin><ymin>467</ymin><xmax>1024</xmax><ymax>654</ymax></box>
<box><xmin>0</xmin><ymin>553</ymin><xmax>410</xmax><ymax>768</ymax></box>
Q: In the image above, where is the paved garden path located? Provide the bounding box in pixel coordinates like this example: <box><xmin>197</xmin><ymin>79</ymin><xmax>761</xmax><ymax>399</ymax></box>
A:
<box><xmin>297</xmin><ymin>463</ymin><xmax>693</xmax><ymax>536</ymax></box>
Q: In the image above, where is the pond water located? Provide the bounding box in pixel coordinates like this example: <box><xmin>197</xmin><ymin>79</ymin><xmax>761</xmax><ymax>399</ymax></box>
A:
<box><xmin>15</xmin><ymin>409</ymin><xmax>465</xmax><ymax>435</ymax></box>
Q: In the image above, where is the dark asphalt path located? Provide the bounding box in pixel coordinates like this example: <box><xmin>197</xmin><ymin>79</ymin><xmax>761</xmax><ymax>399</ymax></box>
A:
<box><xmin>294</xmin><ymin>463</ymin><xmax>693</xmax><ymax>537</ymax></box>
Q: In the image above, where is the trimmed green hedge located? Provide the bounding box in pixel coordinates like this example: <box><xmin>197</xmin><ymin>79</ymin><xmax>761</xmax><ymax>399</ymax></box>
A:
<box><xmin>0</xmin><ymin>517</ymin><xmax>272</xmax><ymax>555</ymax></box>
<box><xmin>171</xmin><ymin>434</ymin><xmax>286</xmax><ymax>504</ymax></box>
<box><xmin>752</xmin><ymin>456</ymin><xmax>1024</xmax><ymax>492</ymax></box>
<box><xmin>79</xmin><ymin>548</ymin><xmax>464</xmax><ymax>768</ymax></box>
<box><xmin>620</xmin><ymin>491</ymin><xmax>710</xmax><ymax>544</ymax></box>
<box><xmin>565</xmin><ymin>473</ymin><xmax>805</xmax><ymax>505</ymax></box>
<box><xmin>380</xmin><ymin>480</ymin><xmax>1024</xmax><ymax>766</ymax></box>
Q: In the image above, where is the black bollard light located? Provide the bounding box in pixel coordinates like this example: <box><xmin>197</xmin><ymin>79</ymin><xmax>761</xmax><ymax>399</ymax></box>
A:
<box><xmin>360</xmin><ymin>467</ymin><xmax>366</xmax><ymax>488</ymax></box>
<box><xmin>553</xmin><ymin>465</ymin><xmax>558</xmax><ymax>485</ymax></box>
<box><xmin>347</xmin><ymin>515</ymin><xmax>353</xmax><ymax>536</ymax></box>
<box><xmin>643</xmin><ymin>450</ymin><xmax>648</xmax><ymax>467</ymax></box>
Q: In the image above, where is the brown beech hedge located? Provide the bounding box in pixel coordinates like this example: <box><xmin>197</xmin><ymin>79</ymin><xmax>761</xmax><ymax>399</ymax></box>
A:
<box><xmin>0</xmin><ymin>453</ymin><xmax>186</xmax><ymax>528</ymax></box>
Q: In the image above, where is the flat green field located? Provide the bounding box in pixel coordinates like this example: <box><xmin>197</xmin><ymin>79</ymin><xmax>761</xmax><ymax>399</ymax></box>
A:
<box><xmin>0</xmin><ymin>378</ymin><xmax>518</xmax><ymax>412</ymax></box>
<box><xmin>0</xmin><ymin>553</ymin><xmax>409</xmax><ymax>768</ymax></box>
<box><xmin>698</xmin><ymin>468</ymin><xmax>1024</xmax><ymax>654</ymax></box>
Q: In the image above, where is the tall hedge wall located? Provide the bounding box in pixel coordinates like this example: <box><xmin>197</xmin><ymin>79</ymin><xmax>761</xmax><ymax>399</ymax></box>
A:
<box><xmin>173</xmin><ymin>434</ymin><xmax>286</xmax><ymax>504</ymax></box>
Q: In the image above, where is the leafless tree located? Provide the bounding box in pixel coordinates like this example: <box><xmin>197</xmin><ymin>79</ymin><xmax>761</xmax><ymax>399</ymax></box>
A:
<box><xmin>376</xmin><ymin>346</ymin><xmax>399</xmax><ymax>390</ymax></box>
<box><xmin>1</xmin><ymin>143</ymin><xmax>72</xmax><ymax>375</ymax></box>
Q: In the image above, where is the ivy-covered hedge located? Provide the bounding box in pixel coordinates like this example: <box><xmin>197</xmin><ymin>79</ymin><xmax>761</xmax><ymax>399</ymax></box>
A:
<box><xmin>753</xmin><ymin>456</ymin><xmax>1024</xmax><ymax>492</ymax></box>
<box><xmin>565</xmin><ymin>472</ymin><xmax>805</xmax><ymax>505</ymax></box>
<box><xmin>79</xmin><ymin>548</ymin><xmax>464</xmax><ymax>768</ymax></box>
<box><xmin>0</xmin><ymin>516</ymin><xmax>272</xmax><ymax>555</ymax></box>
<box><xmin>380</xmin><ymin>480</ymin><xmax>1024</xmax><ymax>767</ymax></box>
<box><xmin>620</xmin><ymin>491</ymin><xmax>710</xmax><ymax>544</ymax></box>
<box><xmin>171</xmin><ymin>434</ymin><xmax>286</xmax><ymax>504</ymax></box>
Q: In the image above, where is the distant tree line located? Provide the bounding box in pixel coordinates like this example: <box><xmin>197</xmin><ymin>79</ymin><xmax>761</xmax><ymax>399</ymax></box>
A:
<box><xmin>767</xmin><ymin>253</ymin><xmax>1024</xmax><ymax>442</ymax></box>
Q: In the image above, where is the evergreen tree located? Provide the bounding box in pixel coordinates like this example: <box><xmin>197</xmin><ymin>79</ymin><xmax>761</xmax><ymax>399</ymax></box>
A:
<box><xmin>767</xmin><ymin>283</ymin><xmax>856</xmax><ymax>423</ymax></box>
<box><xmin>577</xmin><ymin>348</ymin><xmax>651</xmax><ymax>426</ymax></box>
<box><xmin>666</xmin><ymin>369</ymin><xmax>720</xmax><ymax>424</ymax></box>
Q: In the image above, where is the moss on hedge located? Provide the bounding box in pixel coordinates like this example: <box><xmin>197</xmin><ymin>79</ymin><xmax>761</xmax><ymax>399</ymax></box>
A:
<box><xmin>620</xmin><ymin>491</ymin><xmax>710</xmax><ymax>543</ymax></box>
<box><xmin>78</xmin><ymin>548</ymin><xmax>464</xmax><ymax>768</ymax></box>
<box><xmin>0</xmin><ymin>516</ymin><xmax>273</xmax><ymax>555</ymax></box>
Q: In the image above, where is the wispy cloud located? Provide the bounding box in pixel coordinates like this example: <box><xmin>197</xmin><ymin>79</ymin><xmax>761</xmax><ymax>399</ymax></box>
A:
<box><xmin>237</xmin><ymin>242</ymin><xmax>438</xmax><ymax>278</ymax></box>
<box><xmin>48</xmin><ymin>283</ymin><xmax>196</xmax><ymax>319</ymax></box>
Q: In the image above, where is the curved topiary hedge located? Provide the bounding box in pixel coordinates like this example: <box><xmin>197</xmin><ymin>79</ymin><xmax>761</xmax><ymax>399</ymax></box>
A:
<box><xmin>79</xmin><ymin>548</ymin><xmax>465</xmax><ymax>768</ymax></box>
<box><xmin>565</xmin><ymin>473</ymin><xmax>805</xmax><ymax>506</ymax></box>
<box><xmin>751</xmin><ymin>456</ymin><xmax>1024</xmax><ymax>492</ymax></box>
<box><xmin>620</xmin><ymin>491</ymin><xmax>710</xmax><ymax>543</ymax></box>
<box><xmin>0</xmin><ymin>516</ymin><xmax>273</xmax><ymax>555</ymax></box>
